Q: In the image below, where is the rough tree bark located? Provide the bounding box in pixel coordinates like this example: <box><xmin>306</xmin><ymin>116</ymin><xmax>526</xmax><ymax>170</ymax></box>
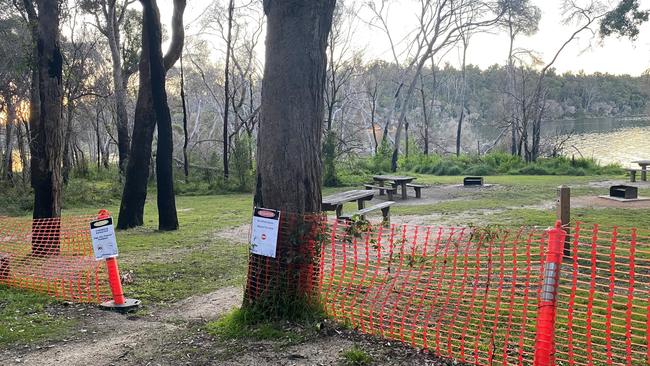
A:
<box><xmin>117</xmin><ymin>0</ymin><xmax>185</xmax><ymax>230</ymax></box>
<box><xmin>25</xmin><ymin>0</ymin><xmax>64</xmax><ymax>255</ymax></box>
<box><xmin>246</xmin><ymin>0</ymin><xmax>335</xmax><ymax>312</ymax></box>
<box><xmin>141</xmin><ymin>0</ymin><xmax>178</xmax><ymax>231</ymax></box>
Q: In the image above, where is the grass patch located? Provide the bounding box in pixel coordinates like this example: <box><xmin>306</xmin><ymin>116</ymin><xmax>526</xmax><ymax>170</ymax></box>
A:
<box><xmin>205</xmin><ymin>307</ymin><xmax>314</xmax><ymax>344</ymax></box>
<box><xmin>341</xmin><ymin>345</ymin><xmax>373</xmax><ymax>366</ymax></box>
<box><xmin>0</xmin><ymin>288</ymin><xmax>74</xmax><ymax>346</ymax></box>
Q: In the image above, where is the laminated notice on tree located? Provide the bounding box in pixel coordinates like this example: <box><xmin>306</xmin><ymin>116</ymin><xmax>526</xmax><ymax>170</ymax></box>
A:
<box><xmin>250</xmin><ymin>208</ymin><xmax>280</xmax><ymax>258</ymax></box>
<box><xmin>90</xmin><ymin>217</ymin><xmax>119</xmax><ymax>260</ymax></box>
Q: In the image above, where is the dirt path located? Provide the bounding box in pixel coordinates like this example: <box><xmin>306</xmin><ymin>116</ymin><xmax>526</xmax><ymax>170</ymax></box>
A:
<box><xmin>1</xmin><ymin>287</ymin><xmax>242</xmax><ymax>366</ymax></box>
<box><xmin>1</xmin><ymin>284</ymin><xmax>455</xmax><ymax>366</ymax></box>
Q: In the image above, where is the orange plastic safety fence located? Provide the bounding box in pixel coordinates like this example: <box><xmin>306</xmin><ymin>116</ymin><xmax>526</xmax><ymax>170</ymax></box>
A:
<box><xmin>0</xmin><ymin>215</ymin><xmax>111</xmax><ymax>304</ymax></box>
<box><xmin>554</xmin><ymin>223</ymin><xmax>650</xmax><ymax>366</ymax></box>
<box><xmin>319</xmin><ymin>219</ymin><xmax>546</xmax><ymax>365</ymax></box>
<box><xmin>245</xmin><ymin>212</ymin><xmax>325</xmax><ymax>304</ymax></box>
<box><xmin>316</xmin><ymin>218</ymin><xmax>650</xmax><ymax>365</ymax></box>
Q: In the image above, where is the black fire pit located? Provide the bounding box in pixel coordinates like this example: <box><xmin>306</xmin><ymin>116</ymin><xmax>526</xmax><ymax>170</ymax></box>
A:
<box><xmin>609</xmin><ymin>185</ymin><xmax>638</xmax><ymax>200</ymax></box>
<box><xmin>464</xmin><ymin>176</ymin><xmax>484</xmax><ymax>186</ymax></box>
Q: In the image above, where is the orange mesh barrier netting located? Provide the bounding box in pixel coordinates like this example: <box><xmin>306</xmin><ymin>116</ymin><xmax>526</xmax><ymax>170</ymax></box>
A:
<box><xmin>554</xmin><ymin>223</ymin><xmax>650</xmax><ymax>366</ymax></box>
<box><xmin>245</xmin><ymin>212</ymin><xmax>325</xmax><ymax>305</ymax></box>
<box><xmin>317</xmin><ymin>218</ymin><xmax>650</xmax><ymax>365</ymax></box>
<box><xmin>0</xmin><ymin>215</ymin><xmax>111</xmax><ymax>304</ymax></box>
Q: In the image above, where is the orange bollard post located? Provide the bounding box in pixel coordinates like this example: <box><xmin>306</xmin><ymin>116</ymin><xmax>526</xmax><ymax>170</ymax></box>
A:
<box><xmin>96</xmin><ymin>209</ymin><xmax>140</xmax><ymax>312</ymax></box>
<box><xmin>533</xmin><ymin>221</ymin><xmax>566</xmax><ymax>366</ymax></box>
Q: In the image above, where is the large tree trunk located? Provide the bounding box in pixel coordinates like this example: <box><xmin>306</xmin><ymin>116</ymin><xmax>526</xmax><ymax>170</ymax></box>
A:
<box><xmin>117</xmin><ymin>38</ymin><xmax>155</xmax><ymax>228</ymax></box>
<box><xmin>246</xmin><ymin>0</ymin><xmax>335</xmax><ymax>313</ymax></box>
<box><xmin>28</xmin><ymin>0</ymin><xmax>64</xmax><ymax>255</ymax></box>
<box><xmin>117</xmin><ymin>0</ymin><xmax>185</xmax><ymax>230</ymax></box>
<box><xmin>141</xmin><ymin>0</ymin><xmax>179</xmax><ymax>231</ymax></box>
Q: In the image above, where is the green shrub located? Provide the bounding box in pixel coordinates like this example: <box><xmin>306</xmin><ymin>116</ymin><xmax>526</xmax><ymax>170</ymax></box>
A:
<box><xmin>464</xmin><ymin>164</ymin><xmax>496</xmax><ymax>176</ymax></box>
<box><xmin>368</xmin><ymin>140</ymin><xmax>392</xmax><ymax>174</ymax></box>
<box><xmin>231</xmin><ymin>134</ymin><xmax>255</xmax><ymax>191</ymax></box>
<box><xmin>0</xmin><ymin>182</ymin><xmax>33</xmax><ymax>215</ymax></box>
<box><xmin>323</xmin><ymin>131</ymin><xmax>340</xmax><ymax>187</ymax></box>
<box><xmin>515</xmin><ymin>165</ymin><xmax>551</xmax><ymax>175</ymax></box>
<box><xmin>388</xmin><ymin>151</ymin><xmax>622</xmax><ymax>177</ymax></box>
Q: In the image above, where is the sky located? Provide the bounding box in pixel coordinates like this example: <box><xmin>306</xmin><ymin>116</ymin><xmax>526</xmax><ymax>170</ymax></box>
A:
<box><xmin>157</xmin><ymin>0</ymin><xmax>650</xmax><ymax>76</ymax></box>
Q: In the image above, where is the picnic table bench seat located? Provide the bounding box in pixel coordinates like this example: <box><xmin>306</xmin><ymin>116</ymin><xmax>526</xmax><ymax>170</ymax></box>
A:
<box><xmin>405</xmin><ymin>183</ymin><xmax>428</xmax><ymax>198</ymax></box>
<box><xmin>626</xmin><ymin>168</ymin><xmax>644</xmax><ymax>182</ymax></box>
<box><xmin>363</xmin><ymin>184</ymin><xmax>397</xmax><ymax>200</ymax></box>
<box><xmin>339</xmin><ymin>201</ymin><xmax>395</xmax><ymax>223</ymax></box>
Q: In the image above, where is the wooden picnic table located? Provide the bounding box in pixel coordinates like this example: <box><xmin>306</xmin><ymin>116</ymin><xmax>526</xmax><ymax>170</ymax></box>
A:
<box><xmin>322</xmin><ymin>189</ymin><xmax>374</xmax><ymax>217</ymax></box>
<box><xmin>373</xmin><ymin>175</ymin><xmax>416</xmax><ymax>200</ymax></box>
<box><xmin>632</xmin><ymin>160</ymin><xmax>650</xmax><ymax>181</ymax></box>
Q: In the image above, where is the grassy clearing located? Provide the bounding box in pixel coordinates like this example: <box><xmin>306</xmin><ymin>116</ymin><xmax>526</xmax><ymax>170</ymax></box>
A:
<box><xmin>0</xmin><ymin>194</ymin><xmax>253</xmax><ymax>346</ymax></box>
<box><xmin>205</xmin><ymin>307</ymin><xmax>314</xmax><ymax>343</ymax></box>
<box><xmin>60</xmin><ymin>194</ymin><xmax>254</xmax><ymax>304</ymax></box>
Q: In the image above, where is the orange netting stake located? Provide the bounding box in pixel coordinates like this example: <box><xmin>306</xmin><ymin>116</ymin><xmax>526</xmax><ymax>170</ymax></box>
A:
<box><xmin>96</xmin><ymin>209</ymin><xmax>140</xmax><ymax>312</ymax></box>
<box><xmin>534</xmin><ymin>221</ymin><xmax>566</xmax><ymax>366</ymax></box>
<box><xmin>97</xmin><ymin>210</ymin><xmax>125</xmax><ymax>305</ymax></box>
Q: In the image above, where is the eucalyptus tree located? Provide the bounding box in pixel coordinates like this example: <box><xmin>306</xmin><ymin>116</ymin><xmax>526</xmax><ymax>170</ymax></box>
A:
<box><xmin>366</xmin><ymin>0</ymin><xmax>505</xmax><ymax>171</ymax></box>
<box><xmin>201</xmin><ymin>0</ymin><xmax>264</xmax><ymax>181</ymax></box>
<box><xmin>600</xmin><ymin>0</ymin><xmax>648</xmax><ymax>39</ymax></box>
<box><xmin>497</xmin><ymin>0</ymin><xmax>540</xmax><ymax>155</ymax></box>
<box><xmin>118</xmin><ymin>0</ymin><xmax>185</xmax><ymax>230</ymax></box>
<box><xmin>0</xmin><ymin>10</ymin><xmax>30</xmax><ymax>182</ymax></box>
<box><xmin>247</xmin><ymin>0</ymin><xmax>336</xmax><ymax>313</ymax></box>
<box><xmin>80</xmin><ymin>0</ymin><xmax>141</xmax><ymax>175</ymax></box>
<box><xmin>521</xmin><ymin>0</ymin><xmax>608</xmax><ymax>161</ymax></box>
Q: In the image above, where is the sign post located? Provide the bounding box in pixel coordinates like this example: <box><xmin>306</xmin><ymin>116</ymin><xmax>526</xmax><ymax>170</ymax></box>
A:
<box><xmin>250</xmin><ymin>208</ymin><xmax>281</xmax><ymax>258</ymax></box>
<box><xmin>91</xmin><ymin>210</ymin><xmax>140</xmax><ymax>312</ymax></box>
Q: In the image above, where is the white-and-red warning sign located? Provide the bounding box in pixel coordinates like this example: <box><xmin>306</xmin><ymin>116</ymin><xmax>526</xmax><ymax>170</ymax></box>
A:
<box><xmin>250</xmin><ymin>207</ymin><xmax>280</xmax><ymax>258</ymax></box>
<box><xmin>89</xmin><ymin>217</ymin><xmax>119</xmax><ymax>260</ymax></box>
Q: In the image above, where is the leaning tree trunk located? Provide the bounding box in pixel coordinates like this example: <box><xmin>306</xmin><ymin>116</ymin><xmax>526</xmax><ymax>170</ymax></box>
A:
<box><xmin>117</xmin><ymin>23</ymin><xmax>155</xmax><ymax>229</ymax></box>
<box><xmin>28</xmin><ymin>0</ymin><xmax>64</xmax><ymax>255</ymax></box>
<box><xmin>245</xmin><ymin>0</ymin><xmax>335</xmax><ymax>315</ymax></box>
<box><xmin>117</xmin><ymin>0</ymin><xmax>185</xmax><ymax>230</ymax></box>
<box><xmin>142</xmin><ymin>0</ymin><xmax>178</xmax><ymax>231</ymax></box>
